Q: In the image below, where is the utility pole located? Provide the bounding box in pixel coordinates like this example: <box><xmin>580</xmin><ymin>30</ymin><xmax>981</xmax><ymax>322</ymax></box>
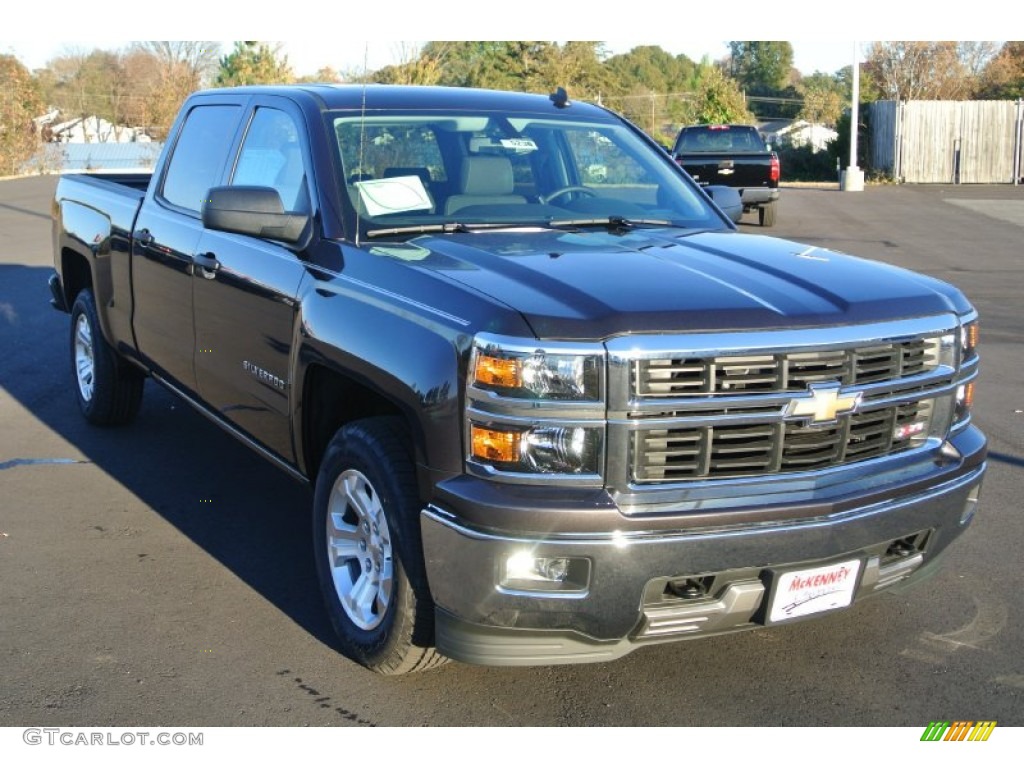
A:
<box><xmin>841</xmin><ymin>41</ymin><xmax>865</xmax><ymax>191</ymax></box>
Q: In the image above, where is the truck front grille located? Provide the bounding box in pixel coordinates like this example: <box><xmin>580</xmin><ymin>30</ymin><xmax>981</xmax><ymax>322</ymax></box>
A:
<box><xmin>634</xmin><ymin>400</ymin><xmax>933</xmax><ymax>482</ymax></box>
<box><xmin>608</xmin><ymin>322</ymin><xmax>958</xmax><ymax>488</ymax></box>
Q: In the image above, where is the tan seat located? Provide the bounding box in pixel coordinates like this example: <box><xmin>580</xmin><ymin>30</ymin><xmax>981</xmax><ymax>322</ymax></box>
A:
<box><xmin>444</xmin><ymin>155</ymin><xmax>526</xmax><ymax>215</ymax></box>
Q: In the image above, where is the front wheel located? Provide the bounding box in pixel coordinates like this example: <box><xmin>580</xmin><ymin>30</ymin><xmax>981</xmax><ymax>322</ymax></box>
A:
<box><xmin>69</xmin><ymin>288</ymin><xmax>144</xmax><ymax>426</ymax></box>
<box><xmin>758</xmin><ymin>201</ymin><xmax>777</xmax><ymax>227</ymax></box>
<box><xmin>312</xmin><ymin>417</ymin><xmax>448</xmax><ymax>674</ymax></box>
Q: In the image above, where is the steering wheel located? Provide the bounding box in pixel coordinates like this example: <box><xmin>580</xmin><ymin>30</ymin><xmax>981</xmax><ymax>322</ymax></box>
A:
<box><xmin>540</xmin><ymin>186</ymin><xmax>598</xmax><ymax>205</ymax></box>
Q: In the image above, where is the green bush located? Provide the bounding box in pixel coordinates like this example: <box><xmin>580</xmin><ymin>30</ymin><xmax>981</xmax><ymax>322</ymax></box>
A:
<box><xmin>827</xmin><ymin>109</ymin><xmax>869</xmax><ymax>172</ymax></box>
<box><xmin>777</xmin><ymin>145</ymin><xmax>838</xmax><ymax>182</ymax></box>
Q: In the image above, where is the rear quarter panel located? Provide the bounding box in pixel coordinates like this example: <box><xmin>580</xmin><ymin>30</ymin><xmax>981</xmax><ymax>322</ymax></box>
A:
<box><xmin>53</xmin><ymin>176</ymin><xmax>146</xmax><ymax>352</ymax></box>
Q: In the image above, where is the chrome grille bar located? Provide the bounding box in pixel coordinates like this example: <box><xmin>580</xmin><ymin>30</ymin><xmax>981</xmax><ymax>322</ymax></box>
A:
<box><xmin>637</xmin><ymin>338</ymin><xmax>938</xmax><ymax>397</ymax></box>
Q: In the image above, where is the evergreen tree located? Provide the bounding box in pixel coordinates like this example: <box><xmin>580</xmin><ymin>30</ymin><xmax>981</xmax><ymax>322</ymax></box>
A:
<box><xmin>728</xmin><ymin>41</ymin><xmax>795</xmax><ymax>91</ymax></box>
<box><xmin>216</xmin><ymin>42</ymin><xmax>294</xmax><ymax>87</ymax></box>
<box><xmin>691</xmin><ymin>66</ymin><xmax>755</xmax><ymax>125</ymax></box>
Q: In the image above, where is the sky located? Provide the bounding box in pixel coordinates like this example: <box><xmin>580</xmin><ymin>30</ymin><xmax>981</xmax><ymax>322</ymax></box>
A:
<box><xmin>1</xmin><ymin>0</ymin><xmax>1005</xmax><ymax>77</ymax></box>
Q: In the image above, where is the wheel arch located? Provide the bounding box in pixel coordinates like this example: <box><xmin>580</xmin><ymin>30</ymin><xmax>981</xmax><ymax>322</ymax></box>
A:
<box><xmin>56</xmin><ymin>196</ymin><xmax>118</xmax><ymax>347</ymax></box>
<box><xmin>60</xmin><ymin>246</ymin><xmax>93</xmax><ymax>306</ymax></box>
<box><xmin>300</xmin><ymin>362</ymin><xmax>414</xmax><ymax>481</ymax></box>
<box><xmin>295</xmin><ymin>343</ymin><xmax>463</xmax><ymax>505</ymax></box>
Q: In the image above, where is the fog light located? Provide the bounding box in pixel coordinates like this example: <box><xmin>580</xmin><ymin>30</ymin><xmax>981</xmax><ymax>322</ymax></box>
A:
<box><xmin>541</xmin><ymin>557</ymin><xmax>570</xmax><ymax>582</ymax></box>
<box><xmin>499</xmin><ymin>553</ymin><xmax>590</xmax><ymax>594</ymax></box>
<box><xmin>505</xmin><ymin>553</ymin><xmax>569</xmax><ymax>582</ymax></box>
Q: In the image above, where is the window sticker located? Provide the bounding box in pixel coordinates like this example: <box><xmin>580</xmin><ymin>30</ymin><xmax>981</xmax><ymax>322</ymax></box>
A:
<box><xmin>499</xmin><ymin>138</ymin><xmax>538</xmax><ymax>153</ymax></box>
<box><xmin>354</xmin><ymin>176</ymin><xmax>432</xmax><ymax>216</ymax></box>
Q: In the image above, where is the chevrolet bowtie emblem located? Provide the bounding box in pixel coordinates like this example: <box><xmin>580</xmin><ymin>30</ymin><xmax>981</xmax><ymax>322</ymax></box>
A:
<box><xmin>785</xmin><ymin>383</ymin><xmax>863</xmax><ymax>424</ymax></box>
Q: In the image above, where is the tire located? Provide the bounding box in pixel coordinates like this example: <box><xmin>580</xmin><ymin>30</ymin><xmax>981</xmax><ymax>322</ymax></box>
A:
<box><xmin>70</xmin><ymin>288</ymin><xmax>144</xmax><ymax>426</ymax></box>
<box><xmin>758</xmin><ymin>201</ymin><xmax>777</xmax><ymax>227</ymax></box>
<box><xmin>312</xmin><ymin>417</ymin><xmax>448</xmax><ymax>675</ymax></box>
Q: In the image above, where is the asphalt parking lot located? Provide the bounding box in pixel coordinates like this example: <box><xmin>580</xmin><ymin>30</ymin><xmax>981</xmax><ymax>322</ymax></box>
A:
<box><xmin>1</xmin><ymin>176</ymin><xmax>1022</xmax><ymax>726</ymax></box>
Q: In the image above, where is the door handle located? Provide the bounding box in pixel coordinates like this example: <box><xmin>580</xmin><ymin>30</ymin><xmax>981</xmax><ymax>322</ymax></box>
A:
<box><xmin>135</xmin><ymin>228</ymin><xmax>154</xmax><ymax>246</ymax></box>
<box><xmin>193</xmin><ymin>252</ymin><xmax>220</xmax><ymax>278</ymax></box>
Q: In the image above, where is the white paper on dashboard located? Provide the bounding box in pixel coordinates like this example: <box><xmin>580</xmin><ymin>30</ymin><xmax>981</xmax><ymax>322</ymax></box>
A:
<box><xmin>355</xmin><ymin>176</ymin><xmax>432</xmax><ymax>216</ymax></box>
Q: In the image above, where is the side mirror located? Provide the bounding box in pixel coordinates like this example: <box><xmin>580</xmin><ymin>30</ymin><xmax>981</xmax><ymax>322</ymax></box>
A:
<box><xmin>202</xmin><ymin>186</ymin><xmax>309</xmax><ymax>245</ymax></box>
<box><xmin>704</xmin><ymin>185</ymin><xmax>743</xmax><ymax>224</ymax></box>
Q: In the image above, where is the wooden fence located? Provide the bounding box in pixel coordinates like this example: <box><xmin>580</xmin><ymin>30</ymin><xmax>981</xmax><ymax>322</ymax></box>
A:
<box><xmin>868</xmin><ymin>100</ymin><xmax>1024</xmax><ymax>184</ymax></box>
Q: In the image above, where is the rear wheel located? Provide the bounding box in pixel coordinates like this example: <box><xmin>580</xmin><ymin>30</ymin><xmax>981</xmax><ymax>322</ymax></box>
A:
<box><xmin>70</xmin><ymin>288</ymin><xmax>144</xmax><ymax>426</ymax></box>
<box><xmin>312</xmin><ymin>417</ymin><xmax>448</xmax><ymax>674</ymax></box>
<box><xmin>758</xmin><ymin>201</ymin><xmax>777</xmax><ymax>227</ymax></box>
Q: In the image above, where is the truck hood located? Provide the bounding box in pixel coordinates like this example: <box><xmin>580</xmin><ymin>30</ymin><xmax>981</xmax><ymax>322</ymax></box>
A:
<box><xmin>404</xmin><ymin>228</ymin><xmax>970</xmax><ymax>339</ymax></box>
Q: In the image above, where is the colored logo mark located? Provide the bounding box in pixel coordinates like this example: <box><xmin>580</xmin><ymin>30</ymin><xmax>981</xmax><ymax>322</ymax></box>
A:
<box><xmin>920</xmin><ymin>721</ymin><xmax>997</xmax><ymax>742</ymax></box>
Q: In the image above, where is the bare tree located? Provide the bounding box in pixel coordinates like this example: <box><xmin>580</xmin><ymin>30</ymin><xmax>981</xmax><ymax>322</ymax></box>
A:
<box><xmin>296</xmin><ymin>66</ymin><xmax>344</xmax><ymax>83</ymax></box>
<box><xmin>134</xmin><ymin>42</ymin><xmax>220</xmax><ymax>138</ymax></box>
<box><xmin>977</xmin><ymin>41</ymin><xmax>1024</xmax><ymax>99</ymax></box>
<box><xmin>141</xmin><ymin>42</ymin><xmax>220</xmax><ymax>88</ymax></box>
<box><xmin>866</xmin><ymin>41</ymin><xmax>998</xmax><ymax>101</ymax></box>
<box><xmin>0</xmin><ymin>54</ymin><xmax>44</xmax><ymax>174</ymax></box>
<box><xmin>46</xmin><ymin>47</ymin><xmax>92</xmax><ymax>126</ymax></box>
<box><xmin>369</xmin><ymin>42</ymin><xmax>448</xmax><ymax>85</ymax></box>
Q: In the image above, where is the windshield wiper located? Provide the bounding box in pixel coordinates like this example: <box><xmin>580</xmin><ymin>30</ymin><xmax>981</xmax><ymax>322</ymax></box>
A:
<box><xmin>366</xmin><ymin>221</ymin><xmax>540</xmax><ymax>238</ymax></box>
<box><xmin>547</xmin><ymin>215</ymin><xmax>677</xmax><ymax>233</ymax></box>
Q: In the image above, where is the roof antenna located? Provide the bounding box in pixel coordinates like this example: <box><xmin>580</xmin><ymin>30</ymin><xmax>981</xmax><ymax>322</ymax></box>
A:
<box><xmin>549</xmin><ymin>87</ymin><xmax>570</xmax><ymax>109</ymax></box>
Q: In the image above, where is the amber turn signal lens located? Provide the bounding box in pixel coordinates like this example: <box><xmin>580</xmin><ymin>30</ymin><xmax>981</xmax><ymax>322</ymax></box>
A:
<box><xmin>471</xmin><ymin>426</ymin><xmax>521</xmax><ymax>463</ymax></box>
<box><xmin>963</xmin><ymin>382</ymin><xmax>975</xmax><ymax>408</ymax></box>
<box><xmin>474</xmin><ymin>354</ymin><xmax>522</xmax><ymax>389</ymax></box>
<box><xmin>966</xmin><ymin>323</ymin><xmax>979</xmax><ymax>351</ymax></box>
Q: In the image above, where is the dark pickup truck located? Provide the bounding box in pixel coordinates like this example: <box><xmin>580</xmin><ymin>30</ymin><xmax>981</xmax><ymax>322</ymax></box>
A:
<box><xmin>672</xmin><ymin>124</ymin><xmax>781</xmax><ymax>226</ymax></box>
<box><xmin>50</xmin><ymin>84</ymin><xmax>985</xmax><ymax>674</ymax></box>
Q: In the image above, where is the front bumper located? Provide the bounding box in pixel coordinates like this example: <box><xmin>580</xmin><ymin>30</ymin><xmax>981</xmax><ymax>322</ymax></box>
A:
<box><xmin>421</xmin><ymin>429</ymin><xmax>986</xmax><ymax>667</ymax></box>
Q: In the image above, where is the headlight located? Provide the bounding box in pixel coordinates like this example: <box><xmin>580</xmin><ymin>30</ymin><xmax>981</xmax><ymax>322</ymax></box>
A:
<box><xmin>954</xmin><ymin>381</ymin><xmax>976</xmax><ymax>425</ymax></box>
<box><xmin>467</xmin><ymin>334</ymin><xmax>607</xmax><ymax>482</ymax></box>
<box><xmin>471</xmin><ymin>343</ymin><xmax>602</xmax><ymax>401</ymax></box>
<box><xmin>953</xmin><ymin>317</ymin><xmax>979</xmax><ymax>428</ymax></box>
<box><xmin>960</xmin><ymin>320</ymin><xmax>979</xmax><ymax>363</ymax></box>
<box><xmin>470</xmin><ymin>423</ymin><xmax>602</xmax><ymax>475</ymax></box>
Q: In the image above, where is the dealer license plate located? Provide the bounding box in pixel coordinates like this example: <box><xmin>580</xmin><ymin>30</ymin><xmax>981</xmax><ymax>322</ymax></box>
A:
<box><xmin>768</xmin><ymin>559</ymin><xmax>862</xmax><ymax>623</ymax></box>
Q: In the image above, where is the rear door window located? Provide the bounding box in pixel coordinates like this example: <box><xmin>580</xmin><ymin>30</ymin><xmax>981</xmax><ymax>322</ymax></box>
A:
<box><xmin>231</xmin><ymin>108</ymin><xmax>310</xmax><ymax>213</ymax></box>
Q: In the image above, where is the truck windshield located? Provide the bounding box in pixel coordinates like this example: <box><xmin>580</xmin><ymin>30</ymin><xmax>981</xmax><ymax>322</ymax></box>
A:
<box><xmin>330</xmin><ymin>110</ymin><xmax>726</xmax><ymax>239</ymax></box>
<box><xmin>676</xmin><ymin>125</ymin><xmax>765</xmax><ymax>153</ymax></box>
